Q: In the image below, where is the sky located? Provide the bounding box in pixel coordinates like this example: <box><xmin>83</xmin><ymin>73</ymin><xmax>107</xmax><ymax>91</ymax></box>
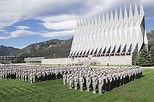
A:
<box><xmin>0</xmin><ymin>0</ymin><xmax>154</xmax><ymax>49</ymax></box>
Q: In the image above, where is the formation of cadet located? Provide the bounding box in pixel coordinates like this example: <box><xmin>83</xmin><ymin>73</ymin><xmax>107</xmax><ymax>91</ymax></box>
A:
<box><xmin>0</xmin><ymin>65</ymin><xmax>143</xmax><ymax>94</ymax></box>
<box><xmin>0</xmin><ymin>65</ymin><xmax>83</xmax><ymax>83</ymax></box>
<box><xmin>63</xmin><ymin>66</ymin><xmax>143</xmax><ymax>94</ymax></box>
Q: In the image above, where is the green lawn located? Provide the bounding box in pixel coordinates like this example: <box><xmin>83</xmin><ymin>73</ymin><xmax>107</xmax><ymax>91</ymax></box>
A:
<box><xmin>0</xmin><ymin>69</ymin><xmax>154</xmax><ymax>102</ymax></box>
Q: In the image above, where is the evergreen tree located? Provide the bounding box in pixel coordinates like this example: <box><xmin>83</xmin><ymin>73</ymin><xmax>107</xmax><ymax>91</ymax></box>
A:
<box><xmin>150</xmin><ymin>45</ymin><xmax>154</xmax><ymax>65</ymax></box>
<box><xmin>132</xmin><ymin>47</ymin><xmax>138</xmax><ymax>65</ymax></box>
<box><xmin>137</xmin><ymin>47</ymin><xmax>153</xmax><ymax>66</ymax></box>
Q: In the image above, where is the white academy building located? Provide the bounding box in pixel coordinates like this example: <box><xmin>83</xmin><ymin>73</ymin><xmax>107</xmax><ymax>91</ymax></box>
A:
<box><xmin>42</xmin><ymin>2</ymin><xmax>148</xmax><ymax>65</ymax></box>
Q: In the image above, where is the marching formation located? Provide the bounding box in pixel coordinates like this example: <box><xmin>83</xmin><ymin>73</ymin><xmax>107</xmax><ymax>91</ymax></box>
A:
<box><xmin>63</xmin><ymin>66</ymin><xmax>142</xmax><ymax>94</ymax></box>
<box><xmin>0</xmin><ymin>65</ymin><xmax>142</xmax><ymax>94</ymax></box>
<box><xmin>0</xmin><ymin>65</ymin><xmax>81</xmax><ymax>83</ymax></box>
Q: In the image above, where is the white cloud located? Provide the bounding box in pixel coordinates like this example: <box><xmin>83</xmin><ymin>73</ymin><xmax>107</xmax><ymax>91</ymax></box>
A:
<box><xmin>38</xmin><ymin>15</ymin><xmax>78</xmax><ymax>30</ymax></box>
<box><xmin>0</xmin><ymin>29</ymin><xmax>75</xmax><ymax>40</ymax></box>
<box><xmin>10</xmin><ymin>30</ymin><xmax>36</xmax><ymax>37</ymax></box>
<box><xmin>16</xmin><ymin>26</ymin><xmax>30</xmax><ymax>30</ymax></box>
<box><xmin>41</xmin><ymin>20</ymin><xmax>77</xmax><ymax>30</ymax></box>
<box><xmin>38</xmin><ymin>15</ymin><xmax>79</xmax><ymax>22</ymax></box>
<box><xmin>0</xmin><ymin>29</ymin><xmax>8</xmax><ymax>35</ymax></box>
<box><xmin>0</xmin><ymin>21</ymin><xmax>18</xmax><ymax>29</ymax></box>
<box><xmin>0</xmin><ymin>0</ymin><xmax>154</xmax><ymax>41</ymax></box>
<box><xmin>0</xmin><ymin>30</ymin><xmax>37</xmax><ymax>39</ymax></box>
<box><xmin>41</xmin><ymin>30</ymin><xmax>75</xmax><ymax>38</ymax></box>
<box><xmin>1</xmin><ymin>0</ymin><xmax>154</xmax><ymax>30</ymax></box>
<box><xmin>0</xmin><ymin>29</ymin><xmax>6</xmax><ymax>32</ymax></box>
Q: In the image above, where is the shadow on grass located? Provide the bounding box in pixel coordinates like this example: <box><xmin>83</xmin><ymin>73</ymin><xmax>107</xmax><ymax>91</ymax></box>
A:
<box><xmin>141</xmin><ymin>75</ymin><xmax>145</xmax><ymax>77</ymax></box>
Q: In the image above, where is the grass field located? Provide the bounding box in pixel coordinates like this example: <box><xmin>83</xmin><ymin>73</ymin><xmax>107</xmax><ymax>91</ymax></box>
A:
<box><xmin>0</xmin><ymin>69</ymin><xmax>154</xmax><ymax>102</ymax></box>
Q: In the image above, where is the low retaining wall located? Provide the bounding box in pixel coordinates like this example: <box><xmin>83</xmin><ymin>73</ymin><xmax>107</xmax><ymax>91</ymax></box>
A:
<box><xmin>42</xmin><ymin>55</ymin><xmax>132</xmax><ymax>65</ymax></box>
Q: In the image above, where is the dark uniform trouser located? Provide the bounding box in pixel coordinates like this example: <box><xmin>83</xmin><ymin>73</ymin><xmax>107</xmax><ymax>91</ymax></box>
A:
<box><xmin>117</xmin><ymin>77</ymin><xmax>120</xmax><ymax>87</ymax></box>
<box><xmin>125</xmin><ymin>75</ymin><xmax>129</xmax><ymax>83</ymax></box>
<box><xmin>115</xmin><ymin>78</ymin><xmax>118</xmax><ymax>87</ymax></box>
<box><xmin>102</xmin><ymin>82</ymin><xmax>106</xmax><ymax>93</ymax></box>
<box><xmin>130</xmin><ymin>75</ymin><xmax>133</xmax><ymax>81</ymax></box>
<box><xmin>111</xmin><ymin>78</ymin><xmax>115</xmax><ymax>89</ymax></box>
<box><xmin>121</xmin><ymin>77</ymin><xmax>124</xmax><ymax>85</ymax></box>
<box><xmin>103</xmin><ymin>80</ymin><xmax>107</xmax><ymax>92</ymax></box>
<box><xmin>107</xmin><ymin>80</ymin><xmax>111</xmax><ymax>91</ymax></box>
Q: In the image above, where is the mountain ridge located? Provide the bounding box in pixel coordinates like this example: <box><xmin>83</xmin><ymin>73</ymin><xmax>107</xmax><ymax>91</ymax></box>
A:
<box><xmin>18</xmin><ymin>37</ymin><xmax>72</xmax><ymax>59</ymax></box>
<box><xmin>0</xmin><ymin>45</ymin><xmax>19</xmax><ymax>56</ymax></box>
<box><xmin>0</xmin><ymin>30</ymin><xmax>154</xmax><ymax>59</ymax></box>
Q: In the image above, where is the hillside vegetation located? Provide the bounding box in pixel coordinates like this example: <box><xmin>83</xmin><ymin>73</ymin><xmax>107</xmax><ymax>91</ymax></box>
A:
<box><xmin>147</xmin><ymin>30</ymin><xmax>154</xmax><ymax>48</ymax></box>
<box><xmin>0</xmin><ymin>30</ymin><xmax>154</xmax><ymax>59</ymax></box>
<box><xmin>0</xmin><ymin>45</ymin><xmax>19</xmax><ymax>56</ymax></box>
<box><xmin>18</xmin><ymin>38</ymin><xmax>72</xmax><ymax>58</ymax></box>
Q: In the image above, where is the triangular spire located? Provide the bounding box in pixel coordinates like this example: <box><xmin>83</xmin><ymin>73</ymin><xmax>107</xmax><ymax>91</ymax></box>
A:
<box><xmin>92</xmin><ymin>17</ymin><xmax>95</xmax><ymax>24</ymax></box>
<box><xmin>115</xmin><ymin>9</ymin><xmax>118</xmax><ymax>21</ymax></box>
<box><xmin>124</xmin><ymin>6</ymin><xmax>128</xmax><ymax>19</ymax></box>
<box><xmin>106</xmin><ymin>12</ymin><xmax>109</xmax><ymax>23</ymax></box>
<box><xmin>85</xmin><ymin>17</ymin><xmax>89</xmax><ymax>25</ymax></box>
<box><xmin>86</xmin><ymin>17</ymin><xmax>89</xmax><ymax>25</ymax></box>
<box><xmin>87</xmin><ymin>17</ymin><xmax>90</xmax><ymax>25</ymax></box>
<box><xmin>144</xmin><ymin>31</ymin><xmax>148</xmax><ymax>50</ymax></box>
<box><xmin>91</xmin><ymin>17</ymin><xmax>94</xmax><ymax>24</ymax></box>
<box><xmin>129</xmin><ymin>4</ymin><xmax>133</xmax><ymax>17</ymax></box>
<box><xmin>94</xmin><ymin>16</ymin><xmax>98</xmax><ymax>24</ymax></box>
<box><xmin>82</xmin><ymin>18</ymin><xmax>85</xmax><ymax>26</ymax></box>
<box><xmin>81</xmin><ymin>19</ymin><xmax>84</xmax><ymax>26</ymax></box>
<box><xmin>110</xmin><ymin>10</ymin><xmax>114</xmax><ymax>21</ymax></box>
<box><xmin>102</xmin><ymin>13</ymin><xmax>105</xmax><ymax>23</ymax></box>
<box><xmin>89</xmin><ymin>17</ymin><xmax>91</xmax><ymax>25</ymax></box>
<box><xmin>119</xmin><ymin>7</ymin><xmax>123</xmax><ymax>20</ymax></box>
<box><xmin>140</xmin><ymin>0</ymin><xmax>144</xmax><ymax>15</ymax></box>
<box><xmin>134</xmin><ymin>3</ymin><xmax>139</xmax><ymax>16</ymax></box>
<box><xmin>98</xmin><ymin>14</ymin><xmax>101</xmax><ymax>24</ymax></box>
<box><xmin>79</xmin><ymin>20</ymin><xmax>82</xmax><ymax>26</ymax></box>
<box><xmin>77</xmin><ymin>20</ymin><xmax>79</xmax><ymax>26</ymax></box>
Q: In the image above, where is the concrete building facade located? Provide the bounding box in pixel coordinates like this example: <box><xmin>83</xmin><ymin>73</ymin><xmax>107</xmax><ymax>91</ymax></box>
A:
<box><xmin>70</xmin><ymin>2</ymin><xmax>147</xmax><ymax>57</ymax></box>
<box><xmin>42</xmin><ymin>2</ymin><xmax>148</xmax><ymax>65</ymax></box>
<box><xmin>24</xmin><ymin>57</ymin><xmax>44</xmax><ymax>63</ymax></box>
<box><xmin>0</xmin><ymin>56</ymin><xmax>19</xmax><ymax>63</ymax></box>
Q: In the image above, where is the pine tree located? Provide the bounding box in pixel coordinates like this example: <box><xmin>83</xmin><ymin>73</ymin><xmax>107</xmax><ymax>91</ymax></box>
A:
<box><xmin>137</xmin><ymin>47</ymin><xmax>153</xmax><ymax>66</ymax></box>
<box><xmin>150</xmin><ymin>45</ymin><xmax>154</xmax><ymax>65</ymax></box>
<box><xmin>132</xmin><ymin>47</ymin><xmax>138</xmax><ymax>65</ymax></box>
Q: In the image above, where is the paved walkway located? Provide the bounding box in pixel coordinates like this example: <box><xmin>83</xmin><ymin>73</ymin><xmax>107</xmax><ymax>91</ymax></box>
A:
<box><xmin>1</xmin><ymin>63</ymin><xmax>154</xmax><ymax>69</ymax></box>
<box><xmin>142</xmin><ymin>67</ymin><xmax>154</xmax><ymax>69</ymax></box>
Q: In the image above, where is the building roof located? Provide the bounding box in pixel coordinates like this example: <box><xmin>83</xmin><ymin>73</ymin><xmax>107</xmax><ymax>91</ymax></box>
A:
<box><xmin>24</xmin><ymin>57</ymin><xmax>44</xmax><ymax>61</ymax></box>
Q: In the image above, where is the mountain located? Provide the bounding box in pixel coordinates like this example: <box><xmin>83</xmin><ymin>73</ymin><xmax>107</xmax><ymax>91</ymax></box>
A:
<box><xmin>147</xmin><ymin>30</ymin><xmax>154</xmax><ymax>48</ymax></box>
<box><xmin>1</xmin><ymin>30</ymin><xmax>154</xmax><ymax>60</ymax></box>
<box><xmin>17</xmin><ymin>38</ymin><xmax>73</xmax><ymax>59</ymax></box>
<box><xmin>0</xmin><ymin>45</ymin><xmax>19</xmax><ymax>56</ymax></box>
<box><xmin>19</xmin><ymin>30</ymin><xmax>154</xmax><ymax>58</ymax></box>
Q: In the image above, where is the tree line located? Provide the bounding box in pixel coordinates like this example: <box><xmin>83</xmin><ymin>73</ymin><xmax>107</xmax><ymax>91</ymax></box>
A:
<box><xmin>132</xmin><ymin>30</ymin><xmax>154</xmax><ymax>67</ymax></box>
<box><xmin>132</xmin><ymin>45</ymin><xmax>154</xmax><ymax>66</ymax></box>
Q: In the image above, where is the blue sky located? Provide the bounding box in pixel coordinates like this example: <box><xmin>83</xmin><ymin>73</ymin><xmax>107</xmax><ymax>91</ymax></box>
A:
<box><xmin>0</xmin><ymin>0</ymin><xmax>154</xmax><ymax>49</ymax></box>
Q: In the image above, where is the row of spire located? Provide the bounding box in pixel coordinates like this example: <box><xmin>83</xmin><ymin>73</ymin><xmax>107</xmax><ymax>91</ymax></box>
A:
<box><xmin>77</xmin><ymin>1</ymin><xmax>144</xmax><ymax>26</ymax></box>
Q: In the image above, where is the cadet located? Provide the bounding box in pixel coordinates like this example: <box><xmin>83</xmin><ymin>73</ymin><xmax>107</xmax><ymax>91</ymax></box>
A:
<box><xmin>79</xmin><ymin>75</ymin><xmax>85</xmax><ymax>91</ymax></box>
<box><xmin>92</xmin><ymin>74</ymin><xmax>98</xmax><ymax>94</ymax></box>
<box><xmin>86</xmin><ymin>75</ymin><xmax>91</xmax><ymax>92</ymax></box>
